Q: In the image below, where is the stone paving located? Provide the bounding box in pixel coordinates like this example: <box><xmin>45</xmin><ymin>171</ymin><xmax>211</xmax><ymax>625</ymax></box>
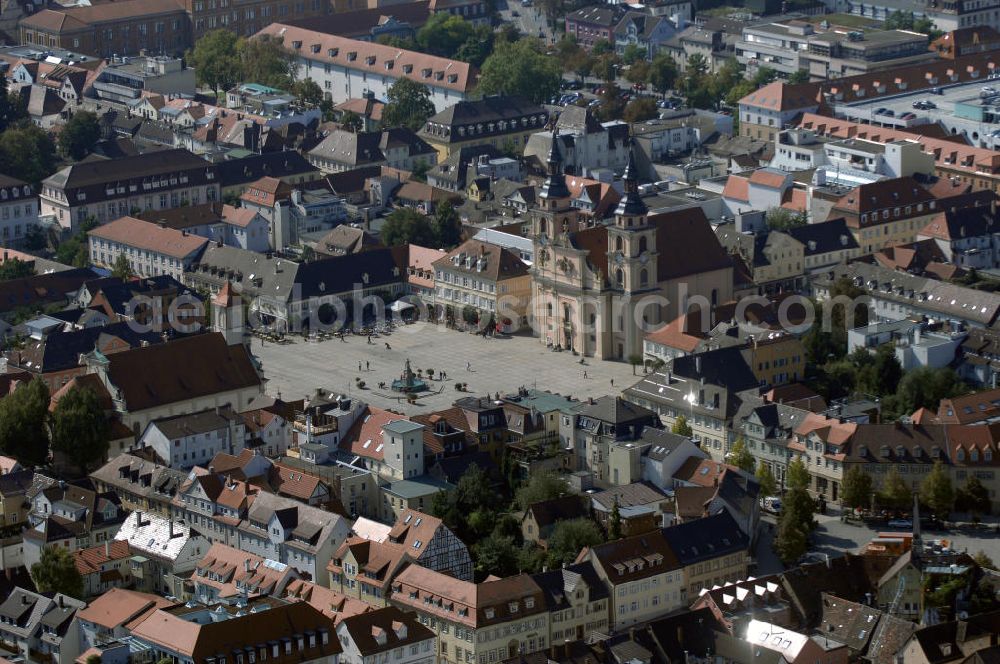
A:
<box><xmin>253</xmin><ymin>323</ymin><xmax>639</xmax><ymax>414</ymax></box>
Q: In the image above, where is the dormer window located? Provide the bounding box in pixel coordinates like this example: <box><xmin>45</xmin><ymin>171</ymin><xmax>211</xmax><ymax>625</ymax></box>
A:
<box><xmin>987</xmin><ymin>449</ymin><xmax>994</xmax><ymax>462</ymax></box>
<box><xmin>328</xmin><ymin>48</ymin><xmax>338</xmax><ymax>57</ymax></box>
<box><xmin>403</xmin><ymin>64</ymin><xmax>413</xmax><ymax>73</ymax></box>
<box><xmin>311</xmin><ymin>44</ymin><xmax>320</xmax><ymax>53</ymax></box>
<box><xmin>972</xmin><ymin>448</ymin><xmax>980</xmax><ymax>462</ymax></box>
<box><xmin>421</xmin><ymin>68</ymin><xmax>432</xmax><ymax>78</ymax></box>
<box><xmin>484</xmin><ymin>608</ymin><xmax>494</xmax><ymax>619</ymax></box>
<box><xmin>957</xmin><ymin>448</ymin><xmax>966</xmax><ymax>462</ymax></box>
<box><xmin>347</xmin><ymin>52</ymin><xmax>357</xmax><ymax>61</ymax></box>
<box><xmin>292</xmin><ymin>40</ymin><xmax>302</xmax><ymax>49</ymax></box>
<box><xmin>508</xmin><ymin>602</ymin><xmax>518</xmax><ymax>613</ymax></box>
<box><xmin>385</xmin><ymin>61</ymin><xmax>394</xmax><ymax>70</ymax></box>
<box><xmin>366</xmin><ymin>55</ymin><xmax>376</xmax><ymax>65</ymax></box>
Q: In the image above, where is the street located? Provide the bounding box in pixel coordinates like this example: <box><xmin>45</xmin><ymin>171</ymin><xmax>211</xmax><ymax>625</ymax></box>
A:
<box><xmin>496</xmin><ymin>0</ymin><xmax>552</xmax><ymax>44</ymax></box>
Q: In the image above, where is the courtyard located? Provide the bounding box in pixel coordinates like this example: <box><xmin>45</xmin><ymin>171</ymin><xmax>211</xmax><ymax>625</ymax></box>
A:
<box><xmin>253</xmin><ymin>323</ymin><xmax>640</xmax><ymax>414</ymax></box>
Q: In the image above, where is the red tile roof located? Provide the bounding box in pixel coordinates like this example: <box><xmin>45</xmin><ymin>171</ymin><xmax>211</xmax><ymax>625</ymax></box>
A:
<box><xmin>257</xmin><ymin>23</ymin><xmax>475</xmax><ymax>94</ymax></box>
<box><xmin>340</xmin><ymin>406</ymin><xmax>409</xmax><ymax>460</ymax></box>
<box><xmin>88</xmin><ymin>216</ymin><xmax>208</xmax><ymax>259</ymax></box>
<box><xmin>73</xmin><ymin>539</ymin><xmax>131</xmax><ymax>575</ymax></box>
<box><xmin>722</xmin><ymin>175</ymin><xmax>749</xmax><ymax>203</ymax></box>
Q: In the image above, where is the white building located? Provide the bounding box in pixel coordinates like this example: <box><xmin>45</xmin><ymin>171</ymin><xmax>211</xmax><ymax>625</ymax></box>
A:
<box><xmin>382</xmin><ymin>420</ymin><xmax>426</xmax><ymax>481</ymax></box>
<box><xmin>0</xmin><ymin>175</ymin><xmax>40</xmax><ymax>248</ymax></box>
<box><xmin>139</xmin><ymin>406</ymin><xmax>247</xmax><ymax>469</ymax></box>
<box><xmin>336</xmin><ymin>607</ymin><xmax>435</xmax><ymax>664</ymax></box>
<box><xmin>88</xmin><ymin>216</ymin><xmax>209</xmax><ymax>280</ymax></box>
<box><xmin>115</xmin><ymin>510</ymin><xmax>211</xmax><ymax>596</ymax></box>
<box><xmin>255</xmin><ymin>23</ymin><xmax>475</xmax><ymax>112</ymax></box>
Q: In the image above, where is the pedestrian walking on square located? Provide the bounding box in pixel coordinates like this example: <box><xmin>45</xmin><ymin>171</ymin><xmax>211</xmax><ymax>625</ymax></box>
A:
<box><xmin>583</xmin><ymin>371</ymin><xmax>587</xmax><ymax>379</ymax></box>
<box><xmin>466</xmin><ymin>361</ymin><xmax>471</xmax><ymax>371</ymax></box>
<box><xmin>366</xmin><ymin>360</ymin><xmax>370</xmax><ymax>370</ymax></box>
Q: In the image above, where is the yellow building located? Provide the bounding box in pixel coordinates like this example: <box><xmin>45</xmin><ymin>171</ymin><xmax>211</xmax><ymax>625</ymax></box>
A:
<box><xmin>328</xmin><ymin>536</ymin><xmax>410</xmax><ymax>607</ymax></box>
<box><xmin>660</xmin><ymin>512</ymin><xmax>750</xmax><ymax>601</ymax></box>
<box><xmin>433</xmin><ymin>238</ymin><xmax>532</xmax><ymax>333</ymax></box>
<box><xmin>419</xmin><ymin>96</ymin><xmax>549</xmax><ymax>162</ymax></box>
<box><xmin>748</xmin><ymin>334</ymin><xmax>806</xmax><ymax>387</ymax></box>
<box><xmin>585</xmin><ymin>529</ymin><xmax>685</xmax><ymax>630</ymax></box>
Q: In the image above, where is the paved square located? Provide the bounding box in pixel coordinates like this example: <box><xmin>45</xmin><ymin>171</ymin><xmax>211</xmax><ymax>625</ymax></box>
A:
<box><xmin>253</xmin><ymin>324</ymin><xmax>639</xmax><ymax>414</ymax></box>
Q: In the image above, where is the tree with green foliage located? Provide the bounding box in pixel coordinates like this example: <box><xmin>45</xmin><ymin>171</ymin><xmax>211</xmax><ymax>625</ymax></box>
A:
<box><xmin>514</xmin><ymin>470</ymin><xmax>569</xmax><ymax>510</ymax></box>
<box><xmin>626</xmin><ymin>353</ymin><xmax>644</xmax><ymax>376</ymax></box>
<box><xmin>431</xmin><ymin>201</ymin><xmax>462</xmax><ymax>248</ymax></box>
<box><xmin>380</xmin><ymin>208</ymin><xmax>436</xmax><ymax>247</ymax></box>
<box><xmin>591</xmin><ymin>39</ymin><xmax>613</xmax><ymax>56</ymax></box>
<box><xmin>841</xmin><ymin>465</ymin><xmax>873</xmax><ymax>511</ymax></box>
<box><xmin>416</xmin><ymin>13</ymin><xmax>492</xmax><ymax>64</ymax></box>
<box><xmin>974</xmin><ymin>550</ymin><xmax>997</xmax><ymax>571</ymax></box>
<box><xmin>623</xmin><ymin>97</ymin><xmax>657</xmax><ymax>123</ymax></box>
<box><xmin>878</xmin><ymin>467</ymin><xmax>911</xmax><ymax>510</ymax></box>
<box><xmin>728</xmin><ymin>436</ymin><xmax>755</xmax><ymax>473</ymax></box>
<box><xmin>920</xmin><ymin>460</ymin><xmax>954</xmax><ymax>517</ymax></box>
<box><xmin>0</xmin><ymin>123</ymin><xmax>57</xmax><ymax>187</ymax></box>
<box><xmin>0</xmin><ymin>258</ymin><xmax>33</xmax><ymax>281</ymax></box>
<box><xmin>786</xmin><ymin>456</ymin><xmax>810</xmax><ymax>491</ymax></box>
<box><xmin>547</xmin><ymin>517</ymin><xmax>603</xmax><ymax>567</ymax></box>
<box><xmin>188</xmin><ymin>30</ymin><xmax>241</xmax><ymax>93</ymax></box>
<box><xmin>292</xmin><ymin>78</ymin><xmax>324</xmax><ymax>107</ymax></box>
<box><xmin>383</xmin><ymin>78</ymin><xmax>436</xmax><ymax>131</ymax></box>
<box><xmin>478</xmin><ymin>38</ymin><xmax>561</xmax><ymax>104</ymax></box>
<box><xmin>766</xmin><ymin>207</ymin><xmax>808</xmax><ymax>230</ymax></box>
<box><xmin>239</xmin><ymin>35</ymin><xmax>295</xmax><ymax>90</ymax></box>
<box><xmin>411</xmin><ymin>159</ymin><xmax>432</xmax><ymax>182</ymax></box>
<box><xmin>0</xmin><ymin>378</ymin><xmax>50</xmax><ymax>466</ymax></box>
<box><xmin>50</xmin><ymin>386</ymin><xmax>111</xmax><ymax>474</ymax></box>
<box><xmin>884</xmin><ymin>367</ymin><xmax>966</xmax><ymax>419</ymax></box>
<box><xmin>59</xmin><ymin>111</ymin><xmax>101</xmax><ymax>160</ymax></box>
<box><xmin>592</xmin><ymin>54</ymin><xmax>620</xmax><ymax>85</ymax></box>
<box><xmin>0</xmin><ymin>85</ymin><xmax>26</xmax><ymax>133</ymax></box>
<box><xmin>23</xmin><ymin>226</ymin><xmax>46</xmax><ymax>252</ymax></box>
<box><xmin>622</xmin><ymin>44</ymin><xmax>646</xmax><ymax>65</ymax></box>
<box><xmin>625</xmin><ymin>60</ymin><xmax>650</xmax><ymax>86</ymax></box>
<box><xmin>31</xmin><ymin>546</ymin><xmax>83</xmax><ymax>599</ymax></box>
<box><xmin>111</xmin><ymin>253</ymin><xmax>133</xmax><ymax>281</ymax></box>
<box><xmin>596</xmin><ymin>83</ymin><xmax>626</xmax><ymax>121</ymax></box>
<box><xmin>756</xmin><ymin>463</ymin><xmax>777</xmax><ymax>498</ymax></box>
<box><xmin>672</xmin><ymin>415</ymin><xmax>693</xmax><ymax>437</ymax></box>
<box><xmin>340</xmin><ymin>111</ymin><xmax>363</xmax><ymax>133</ymax></box>
<box><xmin>788</xmin><ymin>69</ymin><xmax>810</xmax><ymax>84</ymax></box>
<box><xmin>774</xmin><ymin>488</ymin><xmax>814</xmax><ymax>565</ymax></box>
<box><xmin>472</xmin><ymin>532</ymin><xmax>520</xmax><ymax>578</ymax></box>
<box><xmin>54</xmin><ymin>217</ymin><xmax>96</xmax><ymax>268</ymax></box>
<box><xmin>608</xmin><ymin>499</ymin><xmax>622</xmax><ymax>540</ymax></box>
<box><xmin>649</xmin><ymin>53</ymin><xmax>678</xmax><ymax>96</ymax></box>
<box><xmin>956</xmin><ymin>475</ymin><xmax>991</xmax><ymax>516</ymax></box>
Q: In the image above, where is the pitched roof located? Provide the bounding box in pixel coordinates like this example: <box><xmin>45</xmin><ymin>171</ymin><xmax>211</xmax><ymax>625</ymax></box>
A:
<box><xmin>660</xmin><ymin>511</ymin><xmax>748</xmax><ymax>568</ymax></box>
<box><xmin>75</xmin><ymin>588</ymin><xmax>172</xmax><ymax>630</ymax></box>
<box><xmin>73</xmin><ymin>539</ymin><xmax>131</xmax><ymax>575</ymax></box>
<box><xmin>432</xmin><ymin>238</ymin><xmax>529</xmax><ymax>282</ymax></box>
<box><xmin>339</xmin><ymin>406</ymin><xmax>409</xmax><ymax>460</ymax></box>
<box><xmin>23</xmin><ymin>0</ymin><xmax>185</xmax><ymax>31</ymax></box>
<box><xmin>738</xmin><ymin>81</ymin><xmax>819</xmax><ymax>112</ymax></box>
<box><xmin>257</xmin><ymin>23</ymin><xmax>475</xmax><ymax>93</ymax></box>
<box><xmin>103</xmin><ymin>332</ymin><xmax>261</xmax><ymax>412</ymax></box>
<box><xmin>339</xmin><ymin>606</ymin><xmax>434</xmax><ymax>655</ymax></box>
<box><xmin>587</xmin><ymin>529</ymin><xmax>681</xmax><ymax>582</ymax></box>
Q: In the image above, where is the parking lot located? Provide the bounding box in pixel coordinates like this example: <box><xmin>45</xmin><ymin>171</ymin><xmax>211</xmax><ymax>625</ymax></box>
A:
<box><xmin>253</xmin><ymin>324</ymin><xmax>638</xmax><ymax>415</ymax></box>
<box><xmin>754</xmin><ymin>511</ymin><xmax>1000</xmax><ymax>575</ymax></box>
<box><xmin>835</xmin><ymin>74</ymin><xmax>1000</xmax><ymax>147</ymax></box>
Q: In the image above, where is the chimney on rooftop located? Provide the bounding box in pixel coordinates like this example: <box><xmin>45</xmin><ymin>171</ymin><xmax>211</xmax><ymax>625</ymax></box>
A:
<box><xmin>105</xmin><ymin>541</ymin><xmax>111</xmax><ymax>557</ymax></box>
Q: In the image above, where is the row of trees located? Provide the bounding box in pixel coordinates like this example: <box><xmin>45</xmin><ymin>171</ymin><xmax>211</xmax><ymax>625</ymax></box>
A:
<box><xmin>188</xmin><ymin>31</ymin><xmax>301</xmax><ymax>96</ymax></box>
<box><xmin>379</xmin><ymin>13</ymin><xmax>498</xmax><ymax>68</ymax></box>
<box><xmin>841</xmin><ymin>461</ymin><xmax>991</xmax><ymax>517</ymax></box>
<box><xmin>0</xmin><ymin>378</ymin><xmax>111</xmax><ymax>473</ymax></box>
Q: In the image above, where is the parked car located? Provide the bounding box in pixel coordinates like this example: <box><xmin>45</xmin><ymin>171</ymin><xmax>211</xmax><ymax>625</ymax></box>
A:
<box><xmin>931</xmin><ymin>87</ymin><xmax>943</xmax><ymax>94</ymax></box>
<box><xmin>899</xmin><ymin>112</ymin><xmax>916</xmax><ymax>120</ymax></box>
<box><xmin>887</xmin><ymin>519</ymin><xmax>913</xmax><ymax>528</ymax></box>
<box><xmin>875</xmin><ymin>107</ymin><xmax>888</xmax><ymax>115</ymax></box>
<box><xmin>761</xmin><ymin>496</ymin><xmax>782</xmax><ymax>514</ymax></box>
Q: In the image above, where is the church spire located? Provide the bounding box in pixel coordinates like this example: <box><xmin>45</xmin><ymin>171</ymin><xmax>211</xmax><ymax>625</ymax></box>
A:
<box><xmin>539</xmin><ymin>127</ymin><xmax>570</xmax><ymax>200</ymax></box>
<box><xmin>614</xmin><ymin>142</ymin><xmax>647</xmax><ymax>218</ymax></box>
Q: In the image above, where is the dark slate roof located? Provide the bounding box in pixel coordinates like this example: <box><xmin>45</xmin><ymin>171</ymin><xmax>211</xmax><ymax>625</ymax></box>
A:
<box><xmin>786</xmin><ymin>217</ymin><xmax>861</xmax><ymax>256</ymax></box>
<box><xmin>780</xmin><ymin>554</ymin><xmax>878</xmax><ymax>627</ymax></box>
<box><xmin>0</xmin><ymin>268</ymin><xmax>98</xmax><ymax>315</ymax></box>
<box><xmin>10</xmin><ymin>320</ymin><xmax>171</xmax><ymax>374</ymax></box>
<box><xmin>566</xmin><ymin>5</ymin><xmax>621</xmax><ymax>27</ymax></box>
<box><xmin>44</xmin><ymin>149</ymin><xmax>211</xmax><ymax>203</ymax></box>
<box><xmin>911</xmin><ymin>610</ymin><xmax>1000</xmax><ymax>664</ymax></box>
<box><xmin>644</xmin><ymin>608</ymin><xmax>719</xmax><ymax>663</ymax></box>
<box><xmin>215</xmin><ymin>151</ymin><xmax>317</xmax><ymax>188</ymax></box>
<box><xmin>672</xmin><ymin>346</ymin><xmax>760</xmax><ymax>393</ymax></box>
<box><xmin>526</xmin><ymin>494</ymin><xmax>588</xmax><ymax>530</ymax></box>
<box><xmin>421</xmin><ymin>96</ymin><xmax>547</xmax><ymax>144</ymax></box>
<box><xmin>574</xmin><ymin>395</ymin><xmax>658</xmax><ymax>425</ymax></box>
<box><xmin>531</xmin><ymin>561</ymin><xmax>608</xmax><ymax>611</ymax></box>
<box><xmin>295</xmin><ymin>247</ymin><xmax>402</xmax><ymax>298</ymax></box>
<box><xmin>660</xmin><ymin>511</ymin><xmax>749</xmax><ymax>566</ymax></box>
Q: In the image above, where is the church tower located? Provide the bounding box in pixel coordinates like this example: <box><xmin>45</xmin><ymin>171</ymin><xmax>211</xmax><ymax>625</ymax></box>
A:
<box><xmin>531</xmin><ymin>128</ymin><xmax>579</xmax><ymax>244</ymax></box>
<box><xmin>212</xmin><ymin>281</ymin><xmax>245</xmax><ymax>346</ymax></box>
<box><xmin>607</xmin><ymin>144</ymin><xmax>657</xmax><ymax>294</ymax></box>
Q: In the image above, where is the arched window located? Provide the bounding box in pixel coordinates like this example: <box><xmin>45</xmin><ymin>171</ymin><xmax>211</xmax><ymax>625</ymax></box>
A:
<box><xmin>616</xmin><ymin>268</ymin><xmax>625</xmax><ymax>286</ymax></box>
<box><xmin>539</xmin><ymin>219</ymin><xmax>547</xmax><ymax>236</ymax></box>
<box><xmin>957</xmin><ymin>448</ymin><xmax>966</xmax><ymax>461</ymax></box>
<box><xmin>638</xmin><ymin>236</ymin><xmax>648</xmax><ymax>254</ymax></box>
<box><xmin>640</xmin><ymin>269</ymin><xmax>648</xmax><ymax>286</ymax></box>
<box><xmin>615</xmin><ymin>236</ymin><xmax>624</xmax><ymax>252</ymax></box>
<box><xmin>563</xmin><ymin>303</ymin><xmax>572</xmax><ymax>320</ymax></box>
<box><xmin>972</xmin><ymin>448</ymin><xmax>980</xmax><ymax>462</ymax></box>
